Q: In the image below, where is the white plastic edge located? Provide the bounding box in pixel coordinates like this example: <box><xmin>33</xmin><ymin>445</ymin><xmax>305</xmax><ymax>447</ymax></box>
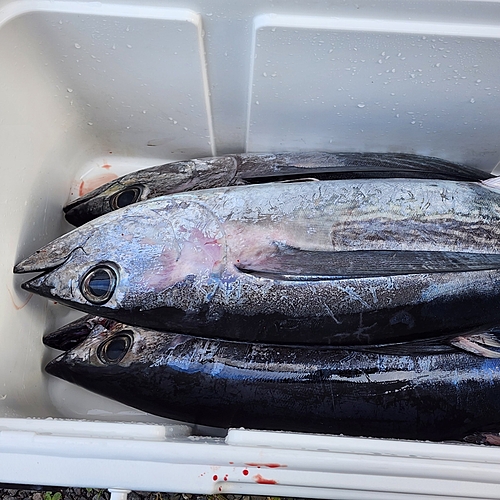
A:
<box><xmin>0</xmin><ymin>418</ymin><xmax>192</xmax><ymax>440</ymax></box>
<box><xmin>0</xmin><ymin>1</ymin><xmax>200</xmax><ymax>27</ymax></box>
<box><xmin>3</xmin><ymin>426</ymin><xmax>500</xmax><ymax>498</ymax></box>
<box><xmin>226</xmin><ymin>428</ymin><xmax>500</xmax><ymax>463</ymax></box>
<box><xmin>253</xmin><ymin>12</ymin><xmax>500</xmax><ymax>38</ymax></box>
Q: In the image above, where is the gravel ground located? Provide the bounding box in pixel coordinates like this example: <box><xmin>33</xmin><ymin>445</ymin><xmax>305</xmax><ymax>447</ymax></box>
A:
<box><xmin>0</xmin><ymin>490</ymin><xmax>310</xmax><ymax>500</ymax></box>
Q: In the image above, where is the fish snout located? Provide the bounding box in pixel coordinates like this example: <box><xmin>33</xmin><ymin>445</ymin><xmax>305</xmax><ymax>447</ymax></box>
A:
<box><xmin>13</xmin><ymin>234</ymin><xmax>87</xmax><ymax>274</ymax></box>
<box><xmin>45</xmin><ymin>352</ymin><xmax>78</xmax><ymax>382</ymax></box>
<box><xmin>20</xmin><ymin>272</ymin><xmax>58</xmax><ymax>299</ymax></box>
<box><xmin>64</xmin><ymin>197</ymin><xmax>110</xmax><ymax>227</ymax></box>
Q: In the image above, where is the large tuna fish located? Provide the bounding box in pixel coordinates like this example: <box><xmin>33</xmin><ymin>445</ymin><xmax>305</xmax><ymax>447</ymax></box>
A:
<box><xmin>15</xmin><ymin>178</ymin><xmax>500</xmax><ymax>345</ymax></box>
<box><xmin>63</xmin><ymin>152</ymin><xmax>492</xmax><ymax>226</ymax></box>
<box><xmin>45</xmin><ymin>319</ymin><xmax>500</xmax><ymax>441</ymax></box>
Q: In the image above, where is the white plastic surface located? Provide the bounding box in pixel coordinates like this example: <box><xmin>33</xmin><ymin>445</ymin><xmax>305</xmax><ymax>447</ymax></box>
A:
<box><xmin>3</xmin><ymin>0</ymin><xmax>500</xmax><ymax>497</ymax></box>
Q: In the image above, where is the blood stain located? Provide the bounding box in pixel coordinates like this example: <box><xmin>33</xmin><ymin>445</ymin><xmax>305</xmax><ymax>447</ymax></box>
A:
<box><xmin>212</xmin><ymin>475</ymin><xmax>218</xmax><ymax>481</ymax></box>
<box><xmin>102</xmin><ymin>164</ymin><xmax>112</xmax><ymax>169</ymax></box>
<box><xmin>245</xmin><ymin>463</ymin><xmax>286</xmax><ymax>468</ymax></box>
<box><xmin>224</xmin><ymin>475</ymin><xmax>228</xmax><ymax>481</ymax></box>
<box><xmin>242</xmin><ymin>470</ymin><xmax>249</xmax><ymax>476</ymax></box>
<box><xmin>79</xmin><ymin>172</ymin><xmax>118</xmax><ymax>196</ymax></box>
<box><xmin>253</xmin><ymin>474</ymin><xmax>277</xmax><ymax>485</ymax></box>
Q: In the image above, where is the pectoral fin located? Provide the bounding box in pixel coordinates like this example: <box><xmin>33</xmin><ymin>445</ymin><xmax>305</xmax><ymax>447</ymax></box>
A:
<box><xmin>236</xmin><ymin>248</ymin><xmax>500</xmax><ymax>280</ymax></box>
<box><xmin>358</xmin><ymin>328</ymin><xmax>500</xmax><ymax>357</ymax></box>
<box><xmin>450</xmin><ymin>330</ymin><xmax>500</xmax><ymax>358</ymax></box>
<box><xmin>239</xmin><ymin>152</ymin><xmax>492</xmax><ymax>182</ymax></box>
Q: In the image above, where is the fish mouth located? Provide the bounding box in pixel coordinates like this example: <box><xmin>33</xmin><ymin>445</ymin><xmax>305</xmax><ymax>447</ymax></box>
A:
<box><xmin>43</xmin><ymin>314</ymin><xmax>101</xmax><ymax>351</ymax></box>
<box><xmin>45</xmin><ymin>352</ymin><xmax>76</xmax><ymax>382</ymax></box>
<box><xmin>20</xmin><ymin>271</ymin><xmax>59</xmax><ymax>298</ymax></box>
<box><xmin>14</xmin><ymin>253</ymin><xmax>67</xmax><ymax>274</ymax></box>
<box><xmin>63</xmin><ymin>195</ymin><xmax>109</xmax><ymax>227</ymax></box>
<box><xmin>63</xmin><ymin>179</ymin><xmax>116</xmax><ymax>215</ymax></box>
<box><xmin>13</xmin><ymin>233</ymin><xmax>88</xmax><ymax>274</ymax></box>
<box><xmin>63</xmin><ymin>179</ymin><xmax>139</xmax><ymax>226</ymax></box>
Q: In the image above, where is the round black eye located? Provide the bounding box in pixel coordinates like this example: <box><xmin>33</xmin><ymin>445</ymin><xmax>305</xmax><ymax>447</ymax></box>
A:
<box><xmin>111</xmin><ymin>186</ymin><xmax>142</xmax><ymax>210</ymax></box>
<box><xmin>97</xmin><ymin>333</ymin><xmax>132</xmax><ymax>364</ymax></box>
<box><xmin>81</xmin><ymin>265</ymin><xmax>117</xmax><ymax>304</ymax></box>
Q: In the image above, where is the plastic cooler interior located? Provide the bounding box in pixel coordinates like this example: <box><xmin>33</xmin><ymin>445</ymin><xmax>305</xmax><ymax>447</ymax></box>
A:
<box><xmin>2</xmin><ymin>0</ymin><xmax>500</xmax><ymax>497</ymax></box>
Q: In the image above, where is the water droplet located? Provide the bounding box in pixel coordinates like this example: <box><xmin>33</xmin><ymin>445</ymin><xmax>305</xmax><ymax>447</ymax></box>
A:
<box><xmin>74</xmin><ymin>43</ymin><xmax>81</xmax><ymax>49</ymax></box>
<box><xmin>126</xmin><ymin>44</ymin><xmax>132</xmax><ymax>49</ymax></box>
<box><xmin>357</xmin><ymin>103</ymin><xmax>365</xmax><ymax>108</ymax></box>
<box><xmin>112</xmin><ymin>44</ymin><xmax>116</xmax><ymax>50</ymax></box>
<box><xmin>470</xmin><ymin>98</ymin><xmax>475</xmax><ymax>103</ymax></box>
<box><xmin>87</xmin><ymin>122</ymin><xmax>93</xmax><ymax>126</ymax></box>
<box><xmin>67</xmin><ymin>88</ymin><xmax>73</xmax><ymax>93</ymax></box>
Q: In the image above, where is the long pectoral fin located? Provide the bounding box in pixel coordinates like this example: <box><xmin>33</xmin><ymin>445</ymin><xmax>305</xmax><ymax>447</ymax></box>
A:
<box><xmin>359</xmin><ymin>337</ymin><xmax>458</xmax><ymax>356</ymax></box>
<box><xmin>238</xmin><ymin>152</ymin><xmax>492</xmax><ymax>182</ymax></box>
<box><xmin>357</xmin><ymin>328</ymin><xmax>500</xmax><ymax>357</ymax></box>
<box><xmin>236</xmin><ymin>248</ymin><xmax>500</xmax><ymax>280</ymax></box>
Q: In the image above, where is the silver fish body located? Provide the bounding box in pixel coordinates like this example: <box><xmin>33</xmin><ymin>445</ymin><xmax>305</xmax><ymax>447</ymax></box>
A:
<box><xmin>45</xmin><ymin>320</ymin><xmax>500</xmax><ymax>441</ymax></box>
<box><xmin>16</xmin><ymin>178</ymin><xmax>500</xmax><ymax>345</ymax></box>
<box><xmin>63</xmin><ymin>152</ymin><xmax>492</xmax><ymax>226</ymax></box>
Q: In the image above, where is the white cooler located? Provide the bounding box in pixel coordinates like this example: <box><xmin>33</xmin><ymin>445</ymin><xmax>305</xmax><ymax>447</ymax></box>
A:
<box><xmin>2</xmin><ymin>0</ymin><xmax>500</xmax><ymax>497</ymax></box>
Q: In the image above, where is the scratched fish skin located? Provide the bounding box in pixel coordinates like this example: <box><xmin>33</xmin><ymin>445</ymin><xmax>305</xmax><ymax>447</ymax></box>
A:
<box><xmin>45</xmin><ymin>321</ymin><xmax>500</xmax><ymax>441</ymax></box>
<box><xmin>15</xmin><ymin>178</ymin><xmax>500</xmax><ymax>345</ymax></box>
<box><xmin>63</xmin><ymin>152</ymin><xmax>492</xmax><ymax>226</ymax></box>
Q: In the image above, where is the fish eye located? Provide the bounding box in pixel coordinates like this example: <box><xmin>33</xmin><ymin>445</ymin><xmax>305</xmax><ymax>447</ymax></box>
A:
<box><xmin>81</xmin><ymin>264</ymin><xmax>117</xmax><ymax>304</ymax></box>
<box><xmin>111</xmin><ymin>186</ymin><xmax>142</xmax><ymax>210</ymax></box>
<box><xmin>97</xmin><ymin>332</ymin><xmax>132</xmax><ymax>364</ymax></box>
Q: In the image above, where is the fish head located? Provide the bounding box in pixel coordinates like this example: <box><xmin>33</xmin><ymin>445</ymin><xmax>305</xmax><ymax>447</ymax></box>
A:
<box><xmin>63</xmin><ymin>157</ymin><xmax>237</xmax><ymax>226</ymax></box>
<box><xmin>64</xmin><ymin>176</ymin><xmax>152</xmax><ymax>226</ymax></box>
<box><xmin>44</xmin><ymin>321</ymin><xmax>140</xmax><ymax>394</ymax></box>
<box><xmin>44</xmin><ymin>321</ymin><xmax>190</xmax><ymax>401</ymax></box>
<box><xmin>15</xmin><ymin>198</ymin><xmax>226</xmax><ymax>314</ymax></box>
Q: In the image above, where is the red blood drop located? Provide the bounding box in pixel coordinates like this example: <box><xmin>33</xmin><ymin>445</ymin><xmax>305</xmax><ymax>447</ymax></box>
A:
<box><xmin>213</xmin><ymin>475</ymin><xmax>218</xmax><ymax>481</ymax></box>
<box><xmin>242</xmin><ymin>470</ymin><xmax>249</xmax><ymax>476</ymax></box>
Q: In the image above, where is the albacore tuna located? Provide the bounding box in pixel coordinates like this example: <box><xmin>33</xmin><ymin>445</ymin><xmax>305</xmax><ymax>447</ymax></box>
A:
<box><xmin>45</xmin><ymin>319</ymin><xmax>500</xmax><ymax>441</ymax></box>
<box><xmin>15</xmin><ymin>177</ymin><xmax>500</xmax><ymax>345</ymax></box>
<box><xmin>63</xmin><ymin>152</ymin><xmax>492</xmax><ymax>226</ymax></box>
